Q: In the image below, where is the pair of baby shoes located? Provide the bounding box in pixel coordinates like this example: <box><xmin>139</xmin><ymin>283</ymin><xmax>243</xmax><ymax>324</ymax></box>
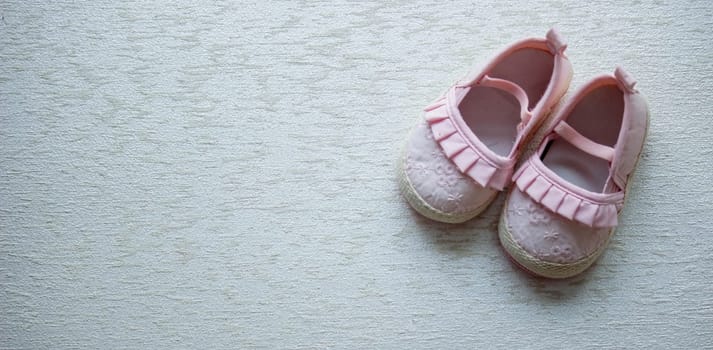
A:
<box><xmin>399</xmin><ymin>29</ymin><xmax>648</xmax><ymax>279</ymax></box>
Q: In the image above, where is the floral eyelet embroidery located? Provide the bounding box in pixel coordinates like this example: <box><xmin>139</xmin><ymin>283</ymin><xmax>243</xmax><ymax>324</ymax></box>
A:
<box><xmin>447</xmin><ymin>192</ymin><xmax>463</xmax><ymax>204</ymax></box>
<box><xmin>526</xmin><ymin>202</ymin><xmax>550</xmax><ymax>225</ymax></box>
<box><xmin>444</xmin><ymin>192</ymin><xmax>463</xmax><ymax>211</ymax></box>
<box><xmin>510</xmin><ymin>204</ymin><xmax>528</xmax><ymax>216</ymax></box>
<box><xmin>437</xmin><ymin>175</ymin><xmax>458</xmax><ymax>188</ymax></box>
<box><xmin>414</xmin><ymin>162</ymin><xmax>429</xmax><ymax>176</ymax></box>
<box><xmin>543</xmin><ymin>230</ymin><xmax>559</xmax><ymax>241</ymax></box>
<box><xmin>556</xmin><ymin>244</ymin><xmax>573</xmax><ymax>263</ymax></box>
<box><xmin>434</xmin><ymin>162</ymin><xmax>459</xmax><ymax>188</ymax></box>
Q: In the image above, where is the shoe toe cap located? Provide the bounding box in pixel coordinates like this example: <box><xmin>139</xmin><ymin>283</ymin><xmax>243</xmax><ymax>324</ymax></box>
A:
<box><xmin>403</xmin><ymin>121</ymin><xmax>496</xmax><ymax>215</ymax></box>
<box><xmin>504</xmin><ymin>187</ymin><xmax>613</xmax><ymax>264</ymax></box>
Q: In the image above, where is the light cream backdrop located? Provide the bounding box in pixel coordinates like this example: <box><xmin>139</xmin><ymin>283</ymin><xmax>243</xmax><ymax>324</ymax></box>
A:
<box><xmin>1</xmin><ymin>1</ymin><xmax>711</xmax><ymax>348</ymax></box>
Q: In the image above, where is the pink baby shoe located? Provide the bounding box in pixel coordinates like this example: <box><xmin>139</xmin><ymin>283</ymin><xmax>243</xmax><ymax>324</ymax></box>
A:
<box><xmin>499</xmin><ymin>67</ymin><xmax>648</xmax><ymax>278</ymax></box>
<box><xmin>399</xmin><ymin>29</ymin><xmax>572</xmax><ymax>223</ymax></box>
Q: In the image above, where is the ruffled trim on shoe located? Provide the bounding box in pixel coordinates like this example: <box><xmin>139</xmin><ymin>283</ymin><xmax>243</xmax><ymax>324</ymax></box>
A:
<box><xmin>423</xmin><ymin>96</ymin><xmax>512</xmax><ymax>191</ymax></box>
<box><xmin>513</xmin><ymin>157</ymin><xmax>624</xmax><ymax>228</ymax></box>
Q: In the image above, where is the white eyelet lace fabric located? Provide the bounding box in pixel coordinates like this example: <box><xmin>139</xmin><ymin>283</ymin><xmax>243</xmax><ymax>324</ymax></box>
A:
<box><xmin>404</xmin><ymin>121</ymin><xmax>496</xmax><ymax>214</ymax></box>
<box><xmin>505</xmin><ymin>187</ymin><xmax>613</xmax><ymax>264</ymax></box>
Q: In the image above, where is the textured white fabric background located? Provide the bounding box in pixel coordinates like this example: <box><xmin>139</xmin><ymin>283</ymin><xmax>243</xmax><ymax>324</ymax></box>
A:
<box><xmin>1</xmin><ymin>1</ymin><xmax>712</xmax><ymax>349</ymax></box>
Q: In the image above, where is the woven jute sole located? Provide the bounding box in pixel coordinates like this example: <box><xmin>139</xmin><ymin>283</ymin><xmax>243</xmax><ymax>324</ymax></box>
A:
<box><xmin>498</xmin><ymin>108</ymin><xmax>650</xmax><ymax>279</ymax></box>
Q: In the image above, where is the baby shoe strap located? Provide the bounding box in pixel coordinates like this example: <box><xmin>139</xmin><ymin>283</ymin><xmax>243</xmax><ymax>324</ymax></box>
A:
<box><xmin>478</xmin><ymin>75</ymin><xmax>532</xmax><ymax>131</ymax></box>
<box><xmin>553</xmin><ymin>121</ymin><xmax>615</xmax><ymax>162</ymax></box>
